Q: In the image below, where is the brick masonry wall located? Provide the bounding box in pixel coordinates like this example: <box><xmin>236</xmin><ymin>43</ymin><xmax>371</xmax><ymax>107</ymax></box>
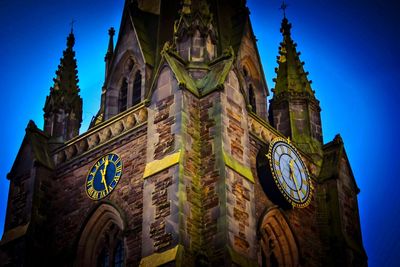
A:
<box><xmin>142</xmin><ymin>66</ymin><xmax>181</xmax><ymax>257</ymax></box>
<box><xmin>181</xmin><ymin>90</ymin><xmax>222</xmax><ymax>260</ymax></box>
<box><xmin>4</xmin><ymin>145</ymin><xmax>35</xmax><ymax>231</ymax></box>
<box><xmin>222</xmin><ymin>71</ymin><xmax>257</xmax><ymax>260</ymax></box>
<box><xmin>50</xmin><ymin>127</ymin><xmax>147</xmax><ymax>266</ymax></box>
<box><xmin>337</xmin><ymin>157</ymin><xmax>362</xmax><ymax>244</ymax></box>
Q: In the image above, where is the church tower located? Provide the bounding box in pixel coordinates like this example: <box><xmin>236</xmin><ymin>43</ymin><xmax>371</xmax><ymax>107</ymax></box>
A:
<box><xmin>1</xmin><ymin>1</ymin><xmax>367</xmax><ymax>266</ymax></box>
<box><xmin>43</xmin><ymin>30</ymin><xmax>83</xmax><ymax>143</ymax></box>
<box><xmin>269</xmin><ymin>16</ymin><xmax>322</xmax><ymax>159</ymax></box>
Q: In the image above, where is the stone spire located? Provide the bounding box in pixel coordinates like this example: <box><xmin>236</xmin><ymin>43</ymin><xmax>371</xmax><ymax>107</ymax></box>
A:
<box><xmin>269</xmin><ymin>16</ymin><xmax>323</xmax><ymax>157</ymax></box>
<box><xmin>272</xmin><ymin>17</ymin><xmax>315</xmax><ymax>98</ymax></box>
<box><xmin>173</xmin><ymin>0</ymin><xmax>218</xmax><ymax>62</ymax></box>
<box><xmin>43</xmin><ymin>30</ymin><xmax>83</xmax><ymax>142</ymax></box>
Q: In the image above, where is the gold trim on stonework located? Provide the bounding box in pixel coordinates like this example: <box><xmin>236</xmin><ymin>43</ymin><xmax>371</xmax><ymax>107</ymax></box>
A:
<box><xmin>223</xmin><ymin>151</ymin><xmax>254</xmax><ymax>183</ymax></box>
<box><xmin>143</xmin><ymin>151</ymin><xmax>181</xmax><ymax>179</ymax></box>
<box><xmin>139</xmin><ymin>245</ymin><xmax>183</xmax><ymax>267</ymax></box>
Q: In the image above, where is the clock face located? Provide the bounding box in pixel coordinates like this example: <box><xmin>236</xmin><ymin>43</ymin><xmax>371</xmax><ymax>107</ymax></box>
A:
<box><xmin>85</xmin><ymin>153</ymin><xmax>123</xmax><ymax>200</ymax></box>
<box><xmin>267</xmin><ymin>138</ymin><xmax>313</xmax><ymax>208</ymax></box>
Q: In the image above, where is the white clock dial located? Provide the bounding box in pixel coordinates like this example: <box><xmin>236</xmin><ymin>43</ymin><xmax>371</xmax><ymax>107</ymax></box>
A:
<box><xmin>267</xmin><ymin>138</ymin><xmax>313</xmax><ymax>208</ymax></box>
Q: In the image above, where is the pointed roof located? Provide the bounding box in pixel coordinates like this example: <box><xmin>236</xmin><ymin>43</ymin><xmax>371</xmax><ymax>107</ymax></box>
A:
<box><xmin>51</xmin><ymin>30</ymin><xmax>80</xmax><ymax>94</ymax></box>
<box><xmin>272</xmin><ymin>17</ymin><xmax>315</xmax><ymax>98</ymax></box>
<box><xmin>8</xmin><ymin>121</ymin><xmax>53</xmax><ymax>179</ymax></box>
<box><xmin>43</xmin><ymin>30</ymin><xmax>82</xmax><ymax>115</ymax></box>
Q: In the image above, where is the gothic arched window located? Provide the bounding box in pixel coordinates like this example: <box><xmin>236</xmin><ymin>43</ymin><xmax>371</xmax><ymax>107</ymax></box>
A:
<box><xmin>249</xmin><ymin>84</ymin><xmax>257</xmax><ymax>113</ymax></box>
<box><xmin>132</xmin><ymin>71</ymin><xmax>141</xmax><ymax>106</ymax></box>
<box><xmin>243</xmin><ymin>66</ymin><xmax>248</xmax><ymax>78</ymax></box>
<box><xmin>258</xmin><ymin>208</ymin><xmax>299</xmax><ymax>267</ymax></box>
<box><xmin>119</xmin><ymin>78</ymin><xmax>128</xmax><ymax>112</ymax></box>
<box><xmin>114</xmin><ymin>240</ymin><xmax>125</xmax><ymax>267</ymax></box>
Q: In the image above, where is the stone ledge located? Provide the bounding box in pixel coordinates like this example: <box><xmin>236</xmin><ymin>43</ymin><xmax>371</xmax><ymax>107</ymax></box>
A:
<box><xmin>139</xmin><ymin>244</ymin><xmax>183</xmax><ymax>267</ymax></box>
<box><xmin>223</xmin><ymin>151</ymin><xmax>254</xmax><ymax>183</ymax></box>
<box><xmin>143</xmin><ymin>151</ymin><xmax>181</xmax><ymax>179</ymax></box>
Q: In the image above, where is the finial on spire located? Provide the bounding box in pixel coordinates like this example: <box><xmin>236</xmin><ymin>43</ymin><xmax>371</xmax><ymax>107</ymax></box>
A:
<box><xmin>108</xmin><ymin>27</ymin><xmax>115</xmax><ymax>37</ymax></box>
<box><xmin>106</xmin><ymin>27</ymin><xmax>115</xmax><ymax>55</ymax></box>
<box><xmin>70</xmin><ymin>19</ymin><xmax>76</xmax><ymax>33</ymax></box>
<box><xmin>280</xmin><ymin>0</ymin><xmax>288</xmax><ymax>18</ymax></box>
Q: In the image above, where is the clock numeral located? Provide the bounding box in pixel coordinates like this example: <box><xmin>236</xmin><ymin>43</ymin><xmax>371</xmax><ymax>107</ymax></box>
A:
<box><xmin>115</xmin><ymin>165</ymin><xmax>122</xmax><ymax>173</ymax></box>
<box><xmin>100</xmin><ymin>190</ymin><xmax>107</xmax><ymax>199</ymax></box>
<box><xmin>274</xmin><ymin>160</ymin><xmax>280</xmax><ymax>166</ymax></box>
<box><xmin>86</xmin><ymin>179</ymin><xmax>93</xmax><ymax>187</ymax></box>
<box><xmin>87</xmin><ymin>187</ymin><xmax>96</xmax><ymax>198</ymax></box>
<box><xmin>95</xmin><ymin>161</ymin><xmax>101</xmax><ymax>169</ymax></box>
<box><xmin>276</xmin><ymin>169</ymin><xmax>282</xmax><ymax>176</ymax></box>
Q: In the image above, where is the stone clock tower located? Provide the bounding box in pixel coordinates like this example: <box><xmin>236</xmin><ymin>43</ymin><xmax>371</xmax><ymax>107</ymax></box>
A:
<box><xmin>0</xmin><ymin>1</ymin><xmax>367</xmax><ymax>266</ymax></box>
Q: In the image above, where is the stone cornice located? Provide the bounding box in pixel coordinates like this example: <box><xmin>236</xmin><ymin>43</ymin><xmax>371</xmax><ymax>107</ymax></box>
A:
<box><xmin>52</xmin><ymin>104</ymin><xmax>148</xmax><ymax>168</ymax></box>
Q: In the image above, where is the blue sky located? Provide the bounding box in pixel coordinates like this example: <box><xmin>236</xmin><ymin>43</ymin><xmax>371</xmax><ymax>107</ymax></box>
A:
<box><xmin>0</xmin><ymin>0</ymin><xmax>399</xmax><ymax>265</ymax></box>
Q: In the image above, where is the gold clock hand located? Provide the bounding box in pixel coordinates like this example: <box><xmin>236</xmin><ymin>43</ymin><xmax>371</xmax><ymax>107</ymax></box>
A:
<box><xmin>101</xmin><ymin>158</ymin><xmax>109</xmax><ymax>194</ymax></box>
<box><xmin>289</xmin><ymin>160</ymin><xmax>303</xmax><ymax>203</ymax></box>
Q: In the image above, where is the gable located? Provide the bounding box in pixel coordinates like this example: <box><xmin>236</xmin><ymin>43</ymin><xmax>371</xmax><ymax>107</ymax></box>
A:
<box><xmin>320</xmin><ymin>135</ymin><xmax>358</xmax><ymax>192</ymax></box>
<box><xmin>8</xmin><ymin>121</ymin><xmax>53</xmax><ymax>180</ymax></box>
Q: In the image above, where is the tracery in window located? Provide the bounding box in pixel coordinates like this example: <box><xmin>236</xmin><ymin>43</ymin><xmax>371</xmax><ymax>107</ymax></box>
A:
<box><xmin>114</xmin><ymin>240</ymin><xmax>125</xmax><ymax>267</ymax></box>
<box><xmin>119</xmin><ymin>78</ymin><xmax>128</xmax><ymax>112</ymax></box>
<box><xmin>132</xmin><ymin>71</ymin><xmax>141</xmax><ymax>106</ymax></box>
<box><xmin>98</xmin><ymin>248</ymin><xmax>109</xmax><ymax>267</ymax></box>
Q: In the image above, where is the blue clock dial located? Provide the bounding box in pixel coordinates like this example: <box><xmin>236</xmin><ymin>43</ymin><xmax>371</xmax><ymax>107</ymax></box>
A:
<box><xmin>85</xmin><ymin>153</ymin><xmax>123</xmax><ymax>200</ymax></box>
<box><xmin>267</xmin><ymin>138</ymin><xmax>313</xmax><ymax>208</ymax></box>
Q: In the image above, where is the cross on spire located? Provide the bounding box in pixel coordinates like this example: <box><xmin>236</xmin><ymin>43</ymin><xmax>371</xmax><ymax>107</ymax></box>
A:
<box><xmin>280</xmin><ymin>0</ymin><xmax>288</xmax><ymax>18</ymax></box>
<box><xmin>70</xmin><ymin>19</ymin><xmax>76</xmax><ymax>33</ymax></box>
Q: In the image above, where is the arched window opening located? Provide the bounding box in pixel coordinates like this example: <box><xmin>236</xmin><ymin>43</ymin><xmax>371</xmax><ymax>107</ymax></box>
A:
<box><xmin>259</xmin><ymin>208</ymin><xmax>299</xmax><ymax>267</ymax></box>
<box><xmin>98</xmin><ymin>248</ymin><xmax>109</xmax><ymax>267</ymax></box>
<box><xmin>76</xmin><ymin>204</ymin><xmax>125</xmax><ymax>267</ymax></box>
<box><xmin>243</xmin><ymin>66</ymin><xmax>248</xmax><ymax>77</ymax></box>
<box><xmin>114</xmin><ymin>240</ymin><xmax>125</xmax><ymax>267</ymax></box>
<box><xmin>132</xmin><ymin>71</ymin><xmax>141</xmax><ymax>106</ymax></box>
<box><xmin>249</xmin><ymin>84</ymin><xmax>257</xmax><ymax>113</ymax></box>
<box><xmin>119</xmin><ymin>78</ymin><xmax>128</xmax><ymax>112</ymax></box>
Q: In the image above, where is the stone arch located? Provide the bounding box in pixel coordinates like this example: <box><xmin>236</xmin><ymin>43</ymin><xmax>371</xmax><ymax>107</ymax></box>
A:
<box><xmin>240</xmin><ymin>56</ymin><xmax>266</xmax><ymax>118</ymax></box>
<box><xmin>106</xmin><ymin>50</ymin><xmax>144</xmax><ymax>118</ymax></box>
<box><xmin>259</xmin><ymin>207</ymin><xmax>299</xmax><ymax>267</ymax></box>
<box><xmin>75</xmin><ymin>203</ymin><xmax>126</xmax><ymax>267</ymax></box>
